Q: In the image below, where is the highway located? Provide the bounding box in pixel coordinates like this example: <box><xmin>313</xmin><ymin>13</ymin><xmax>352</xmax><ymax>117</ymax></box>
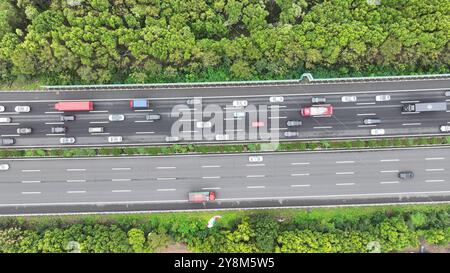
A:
<box><xmin>0</xmin><ymin>77</ymin><xmax>449</xmax><ymax>147</ymax></box>
<box><xmin>0</xmin><ymin>147</ymin><xmax>449</xmax><ymax>215</ymax></box>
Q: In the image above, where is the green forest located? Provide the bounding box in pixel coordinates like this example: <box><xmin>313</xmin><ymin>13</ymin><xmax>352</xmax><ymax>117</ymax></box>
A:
<box><xmin>0</xmin><ymin>0</ymin><xmax>449</xmax><ymax>87</ymax></box>
<box><xmin>0</xmin><ymin>205</ymin><xmax>448</xmax><ymax>253</ymax></box>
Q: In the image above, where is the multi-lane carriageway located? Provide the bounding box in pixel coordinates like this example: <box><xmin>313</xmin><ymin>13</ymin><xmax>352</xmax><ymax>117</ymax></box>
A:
<box><xmin>0</xmin><ymin>147</ymin><xmax>449</xmax><ymax>215</ymax></box>
<box><xmin>0</xmin><ymin>77</ymin><xmax>449</xmax><ymax>148</ymax></box>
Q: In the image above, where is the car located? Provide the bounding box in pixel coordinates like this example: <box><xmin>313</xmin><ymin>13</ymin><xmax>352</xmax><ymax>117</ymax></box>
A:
<box><xmin>248</xmin><ymin>156</ymin><xmax>263</xmax><ymax>162</ymax></box>
<box><xmin>286</xmin><ymin>120</ymin><xmax>302</xmax><ymax>127</ymax></box>
<box><xmin>311</xmin><ymin>97</ymin><xmax>326</xmax><ymax>103</ymax></box>
<box><xmin>301</xmin><ymin>105</ymin><xmax>333</xmax><ymax>117</ymax></box>
<box><xmin>108</xmin><ymin>114</ymin><xmax>125</xmax><ymax>121</ymax></box>
<box><xmin>51</xmin><ymin>127</ymin><xmax>66</xmax><ymax>133</ymax></box>
<box><xmin>0</xmin><ymin>138</ymin><xmax>15</xmax><ymax>145</ymax></box>
<box><xmin>108</xmin><ymin>136</ymin><xmax>123</xmax><ymax>143</ymax></box>
<box><xmin>251</xmin><ymin>121</ymin><xmax>265</xmax><ymax>128</ymax></box>
<box><xmin>233</xmin><ymin>112</ymin><xmax>246</xmax><ymax>118</ymax></box>
<box><xmin>284</xmin><ymin>131</ymin><xmax>299</xmax><ymax>137</ymax></box>
<box><xmin>370</xmin><ymin>128</ymin><xmax>385</xmax><ymax>135</ymax></box>
<box><xmin>215</xmin><ymin>134</ymin><xmax>230</xmax><ymax>141</ymax></box>
<box><xmin>88</xmin><ymin>127</ymin><xmax>104</xmax><ymax>133</ymax></box>
<box><xmin>60</xmin><ymin>137</ymin><xmax>75</xmax><ymax>144</ymax></box>
<box><xmin>60</xmin><ymin>115</ymin><xmax>75</xmax><ymax>122</ymax></box>
<box><xmin>398</xmin><ymin>171</ymin><xmax>414</xmax><ymax>180</ymax></box>
<box><xmin>0</xmin><ymin>163</ymin><xmax>9</xmax><ymax>171</ymax></box>
<box><xmin>375</xmin><ymin>94</ymin><xmax>391</xmax><ymax>102</ymax></box>
<box><xmin>445</xmin><ymin>91</ymin><xmax>450</xmax><ymax>96</ymax></box>
<box><xmin>17</xmin><ymin>128</ymin><xmax>32</xmax><ymax>135</ymax></box>
<box><xmin>232</xmin><ymin>100</ymin><xmax>248</xmax><ymax>107</ymax></box>
<box><xmin>186</xmin><ymin>98</ymin><xmax>202</xmax><ymax>105</ymax></box>
<box><xmin>440</xmin><ymin>125</ymin><xmax>450</xmax><ymax>132</ymax></box>
<box><xmin>146</xmin><ymin>114</ymin><xmax>161</xmax><ymax>121</ymax></box>
<box><xmin>165</xmin><ymin>136</ymin><xmax>180</xmax><ymax>142</ymax></box>
<box><xmin>0</xmin><ymin>117</ymin><xmax>11</xmax><ymax>123</ymax></box>
<box><xmin>341</xmin><ymin>96</ymin><xmax>357</xmax><ymax>102</ymax></box>
<box><xmin>269</xmin><ymin>96</ymin><xmax>284</xmax><ymax>103</ymax></box>
<box><xmin>14</xmin><ymin>106</ymin><xmax>30</xmax><ymax>113</ymax></box>
<box><xmin>196</xmin><ymin>121</ymin><xmax>212</xmax><ymax>128</ymax></box>
<box><xmin>0</xmin><ymin>106</ymin><xmax>4</xmax><ymax>112</ymax></box>
<box><xmin>363</xmin><ymin>118</ymin><xmax>381</xmax><ymax>125</ymax></box>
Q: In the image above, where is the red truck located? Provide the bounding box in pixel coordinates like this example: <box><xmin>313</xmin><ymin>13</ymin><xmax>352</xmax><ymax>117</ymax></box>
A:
<box><xmin>55</xmin><ymin>101</ymin><xmax>94</xmax><ymax>111</ymax></box>
<box><xmin>301</xmin><ymin>104</ymin><xmax>333</xmax><ymax>117</ymax></box>
<box><xmin>188</xmin><ymin>191</ymin><xmax>216</xmax><ymax>203</ymax></box>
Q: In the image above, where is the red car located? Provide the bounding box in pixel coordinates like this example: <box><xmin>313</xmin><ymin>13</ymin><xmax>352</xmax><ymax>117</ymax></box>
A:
<box><xmin>251</xmin><ymin>121</ymin><xmax>265</xmax><ymax>128</ymax></box>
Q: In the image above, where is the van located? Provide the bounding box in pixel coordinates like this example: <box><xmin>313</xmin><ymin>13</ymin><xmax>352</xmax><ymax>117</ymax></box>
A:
<box><xmin>0</xmin><ymin>117</ymin><xmax>11</xmax><ymax>123</ymax></box>
<box><xmin>89</xmin><ymin>127</ymin><xmax>104</xmax><ymax>133</ymax></box>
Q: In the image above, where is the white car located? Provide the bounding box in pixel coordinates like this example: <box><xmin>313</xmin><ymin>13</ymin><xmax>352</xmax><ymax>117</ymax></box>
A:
<box><xmin>370</xmin><ymin>128</ymin><xmax>385</xmax><ymax>136</ymax></box>
<box><xmin>440</xmin><ymin>125</ymin><xmax>450</xmax><ymax>132</ymax></box>
<box><xmin>15</xmin><ymin>105</ymin><xmax>31</xmax><ymax>112</ymax></box>
<box><xmin>215</xmin><ymin>134</ymin><xmax>230</xmax><ymax>141</ymax></box>
<box><xmin>234</xmin><ymin>112</ymin><xmax>246</xmax><ymax>118</ymax></box>
<box><xmin>108</xmin><ymin>136</ymin><xmax>123</xmax><ymax>143</ymax></box>
<box><xmin>186</xmin><ymin>98</ymin><xmax>201</xmax><ymax>105</ymax></box>
<box><xmin>165</xmin><ymin>136</ymin><xmax>180</xmax><ymax>142</ymax></box>
<box><xmin>232</xmin><ymin>100</ymin><xmax>248</xmax><ymax>107</ymax></box>
<box><xmin>0</xmin><ymin>106</ymin><xmax>5</xmax><ymax>112</ymax></box>
<box><xmin>0</xmin><ymin>163</ymin><xmax>9</xmax><ymax>171</ymax></box>
<box><xmin>108</xmin><ymin>114</ymin><xmax>125</xmax><ymax>121</ymax></box>
<box><xmin>269</xmin><ymin>96</ymin><xmax>284</xmax><ymax>103</ymax></box>
<box><xmin>341</xmin><ymin>96</ymin><xmax>357</xmax><ymax>102</ymax></box>
<box><xmin>59</xmin><ymin>137</ymin><xmax>75</xmax><ymax>144</ymax></box>
<box><xmin>248</xmin><ymin>156</ymin><xmax>263</xmax><ymax>162</ymax></box>
<box><xmin>375</xmin><ymin>94</ymin><xmax>391</xmax><ymax>102</ymax></box>
<box><xmin>196</xmin><ymin>121</ymin><xmax>212</xmax><ymax>128</ymax></box>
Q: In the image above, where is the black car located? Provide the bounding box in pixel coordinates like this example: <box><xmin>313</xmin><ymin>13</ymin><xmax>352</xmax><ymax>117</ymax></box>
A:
<box><xmin>60</xmin><ymin>115</ymin><xmax>75</xmax><ymax>122</ymax></box>
<box><xmin>398</xmin><ymin>171</ymin><xmax>414</xmax><ymax>179</ymax></box>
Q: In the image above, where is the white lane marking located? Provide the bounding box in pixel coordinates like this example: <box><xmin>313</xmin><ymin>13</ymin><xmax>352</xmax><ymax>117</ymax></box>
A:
<box><xmin>380</xmin><ymin>170</ymin><xmax>399</xmax><ymax>173</ymax></box>
<box><xmin>66</xmin><ymin>180</ymin><xmax>86</xmax><ymax>183</ymax></box>
<box><xmin>246</xmin><ymin>164</ymin><xmax>265</xmax><ymax>167</ymax></box>
<box><xmin>380</xmin><ymin>181</ymin><xmax>400</xmax><ymax>184</ymax></box>
<box><xmin>112</xmin><ymin>179</ymin><xmax>131</xmax><ymax>182</ymax></box>
<box><xmin>401</xmin><ymin>112</ymin><xmax>420</xmax><ymax>115</ymax></box>
<box><xmin>291</xmin><ymin>184</ymin><xmax>311</xmax><ymax>187</ymax></box>
<box><xmin>179</xmin><ymin>119</ymin><xmax>197</xmax><ymax>122</ymax></box>
<box><xmin>46</xmin><ymin>133</ymin><xmax>65</xmax><ymax>136</ymax></box>
<box><xmin>268</xmin><ymin>116</ymin><xmax>287</xmax><ymax>119</ymax></box>
<box><xmin>336</xmin><ymin>172</ymin><xmax>355</xmax><ymax>175</ymax></box>
<box><xmin>425</xmin><ymin>180</ymin><xmax>445</xmax><ymax>183</ymax></box>
<box><xmin>291</xmin><ymin>162</ymin><xmax>310</xmax><ymax>165</ymax></box>
<box><xmin>336</xmin><ymin>161</ymin><xmax>355</xmax><ymax>164</ymax></box>
<box><xmin>425</xmin><ymin>157</ymin><xmax>445</xmax><ymax>160</ymax></box>
<box><xmin>89</xmin><ymin>121</ymin><xmax>109</xmax><ymax>124</ymax></box>
<box><xmin>201</xmin><ymin>165</ymin><xmax>221</xmax><ymax>168</ymax></box>
<box><xmin>246</xmin><ymin>175</ymin><xmax>266</xmax><ymax>178</ymax></box>
<box><xmin>66</xmin><ymin>169</ymin><xmax>86</xmax><ymax>172</ymax></box>
<box><xmin>22</xmin><ymin>181</ymin><xmax>41</xmax><ymax>183</ymax></box>
<box><xmin>45</xmin><ymin>122</ymin><xmax>64</xmax><ymax>125</ymax></box>
<box><xmin>112</xmin><ymin>168</ymin><xmax>131</xmax><ymax>171</ymax></box>
<box><xmin>202</xmin><ymin>176</ymin><xmax>221</xmax><ymax>179</ymax></box>
<box><xmin>22</xmin><ymin>192</ymin><xmax>41</xmax><ymax>195</ymax></box>
<box><xmin>224</xmin><ymin>118</ymin><xmax>238</xmax><ymax>121</ymax></box>
<box><xmin>21</xmin><ymin>169</ymin><xmax>40</xmax><ymax>172</ymax></box>
<box><xmin>314</xmin><ymin>126</ymin><xmax>333</xmax><ymax>129</ymax></box>
<box><xmin>181</xmin><ymin>130</ymin><xmax>198</xmax><ymax>133</ymax></box>
<box><xmin>269</xmin><ymin>105</ymin><xmax>286</xmax><ymax>109</ymax></box>
<box><xmin>380</xmin><ymin>159</ymin><xmax>399</xmax><ymax>162</ymax></box>
<box><xmin>357</xmin><ymin>113</ymin><xmax>377</xmax><ymax>116</ymax></box>
<box><xmin>156</xmin><ymin>166</ymin><xmax>176</xmax><ymax>169</ymax></box>
<box><xmin>402</xmin><ymin>123</ymin><xmax>421</xmax><ymax>126</ymax></box>
<box><xmin>90</xmin><ymin>132</ymin><xmax>110</xmax><ymax>135</ymax></box>
<box><xmin>156</xmin><ymin>177</ymin><xmax>176</xmax><ymax>181</ymax></box>
<box><xmin>225</xmin><ymin>129</ymin><xmax>243</xmax><ymax>132</ymax></box>
<box><xmin>336</xmin><ymin>183</ymin><xmax>355</xmax><ymax>186</ymax></box>
<box><xmin>45</xmin><ymin>112</ymin><xmax>63</xmax><ymax>114</ymax></box>
<box><xmin>269</xmin><ymin>127</ymin><xmax>288</xmax><ymax>131</ymax></box>
<box><xmin>157</xmin><ymin>188</ymin><xmax>176</xmax><ymax>191</ymax></box>
<box><xmin>112</xmin><ymin>190</ymin><xmax>132</xmax><ymax>193</ymax></box>
<box><xmin>1</xmin><ymin>134</ymin><xmax>20</xmax><ymax>137</ymax></box>
<box><xmin>134</xmin><ymin>109</ymin><xmax>153</xmax><ymax>112</ymax></box>
<box><xmin>426</xmin><ymin>169</ymin><xmax>444</xmax><ymax>172</ymax></box>
<box><xmin>178</xmin><ymin>108</ymin><xmax>196</xmax><ymax>111</ymax></box>
<box><xmin>247</xmin><ymin>186</ymin><xmax>266</xmax><ymax>189</ymax></box>
<box><xmin>356</xmin><ymin>102</ymin><xmax>376</xmax><ymax>105</ymax></box>
<box><xmin>136</xmin><ymin>132</ymin><xmax>155</xmax><ymax>134</ymax></box>
<box><xmin>446</xmin><ymin>110</ymin><xmax>450</xmax><ymax>113</ymax></box>
<box><xmin>66</xmin><ymin>191</ymin><xmax>86</xmax><ymax>194</ymax></box>
<box><xmin>89</xmin><ymin>110</ymin><xmax>108</xmax><ymax>113</ymax></box>
<box><xmin>134</xmin><ymin>120</ymin><xmax>154</xmax><ymax>123</ymax></box>
<box><xmin>291</xmin><ymin>173</ymin><xmax>310</xmax><ymax>176</ymax></box>
<box><xmin>202</xmin><ymin>187</ymin><xmax>221</xmax><ymax>190</ymax></box>
<box><xmin>401</xmin><ymin>100</ymin><xmax>420</xmax><ymax>103</ymax></box>
<box><xmin>358</xmin><ymin>125</ymin><xmax>376</xmax><ymax>128</ymax></box>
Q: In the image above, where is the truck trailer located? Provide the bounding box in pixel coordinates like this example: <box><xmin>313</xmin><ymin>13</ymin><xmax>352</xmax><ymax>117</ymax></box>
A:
<box><xmin>130</xmin><ymin>99</ymin><xmax>149</xmax><ymax>109</ymax></box>
<box><xmin>301</xmin><ymin>104</ymin><xmax>333</xmax><ymax>117</ymax></box>
<box><xmin>55</xmin><ymin>101</ymin><xmax>94</xmax><ymax>111</ymax></box>
<box><xmin>401</xmin><ymin>102</ymin><xmax>447</xmax><ymax>113</ymax></box>
<box><xmin>188</xmin><ymin>191</ymin><xmax>216</xmax><ymax>203</ymax></box>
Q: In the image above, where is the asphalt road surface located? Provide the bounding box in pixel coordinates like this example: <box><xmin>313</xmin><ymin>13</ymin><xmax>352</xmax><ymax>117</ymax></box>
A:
<box><xmin>0</xmin><ymin>78</ymin><xmax>449</xmax><ymax>148</ymax></box>
<box><xmin>0</xmin><ymin>147</ymin><xmax>449</xmax><ymax>215</ymax></box>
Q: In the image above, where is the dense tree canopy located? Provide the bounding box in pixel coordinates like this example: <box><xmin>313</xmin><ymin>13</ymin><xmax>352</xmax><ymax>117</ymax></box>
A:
<box><xmin>0</xmin><ymin>0</ymin><xmax>448</xmax><ymax>86</ymax></box>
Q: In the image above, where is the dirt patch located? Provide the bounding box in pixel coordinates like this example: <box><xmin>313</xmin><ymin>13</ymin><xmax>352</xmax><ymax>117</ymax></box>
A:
<box><xmin>158</xmin><ymin>242</ymin><xmax>191</xmax><ymax>253</ymax></box>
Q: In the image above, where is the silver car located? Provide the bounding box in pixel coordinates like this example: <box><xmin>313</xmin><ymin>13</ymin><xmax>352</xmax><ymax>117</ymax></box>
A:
<box><xmin>0</xmin><ymin>163</ymin><xmax>9</xmax><ymax>171</ymax></box>
<box><xmin>60</xmin><ymin>137</ymin><xmax>75</xmax><ymax>144</ymax></box>
<box><xmin>284</xmin><ymin>131</ymin><xmax>299</xmax><ymax>137</ymax></box>
<box><xmin>186</xmin><ymin>98</ymin><xmax>201</xmax><ymax>105</ymax></box>
<box><xmin>370</xmin><ymin>128</ymin><xmax>385</xmax><ymax>136</ymax></box>
<box><xmin>286</xmin><ymin>120</ymin><xmax>302</xmax><ymax>127</ymax></box>
<box><xmin>108</xmin><ymin>136</ymin><xmax>123</xmax><ymax>143</ymax></box>
<box><xmin>341</xmin><ymin>96</ymin><xmax>357</xmax><ymax>102</ymax></box>
<box><xmin>248</xmin><ymin>156</ymin><xmax>263</xmax><ymax>162</ymax></box>
<box><xmin>375</xmin><ymin>94</ymin><xmax>391</xmax><ymax>102</ymax></box>
<box><xmin>269</xmin><ymin>96</ymin><xmax>284</xmax><ymax>103</ymax></box>
<box><xmin>17</xmin><ymin>128</ymin><xmax>32</xmax><ymax>135</ymax></box>
<box><xmin>440</xmin><ymin>125</ymin><xmax>450</xmax><ymax>132</ymax></box>
<box><xmin>15</xmin><ymin>105</ymin><xmax>31</xmax><ymax>112</ymax></box>
<box><xmin>109</xmin><ymin>114</ymin><xmax>125</xmax><ymax>121</ymax></box>
<box><xmin>363</xmin><ymin>118</ymin><xmax>381</xmax><ymax>125</ymax></box>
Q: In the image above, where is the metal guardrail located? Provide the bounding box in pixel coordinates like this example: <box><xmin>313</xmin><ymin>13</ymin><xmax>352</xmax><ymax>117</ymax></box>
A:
<box><xmin>42</xmin><ymin>73</ymin><xmax>450</xmax><ymax>91</ymax></box>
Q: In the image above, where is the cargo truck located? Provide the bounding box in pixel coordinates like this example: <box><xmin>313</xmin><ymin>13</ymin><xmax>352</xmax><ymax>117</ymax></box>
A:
<box><xmin>401</xmin><ymin>102</ymin><xmax>447</xmax><ymax>113</ymax></box>
<box><xmin>188</xmin><ymin>191</ymin><xmax>216</xmax><ymax>203</ymax></box>
<box><xmin>301</xmin><ymin>104</ymin><xmax>333</xmax><ymax>117</ymax></box>
<box><xmin>130</xmin><ymin>99</ymin><xmax>149</xmax><ymax>109</ymax></box>
<box><xmin>55</xmin><ymin>101</ymin><xmax>93</xmax><ymax>111</ymax></box>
